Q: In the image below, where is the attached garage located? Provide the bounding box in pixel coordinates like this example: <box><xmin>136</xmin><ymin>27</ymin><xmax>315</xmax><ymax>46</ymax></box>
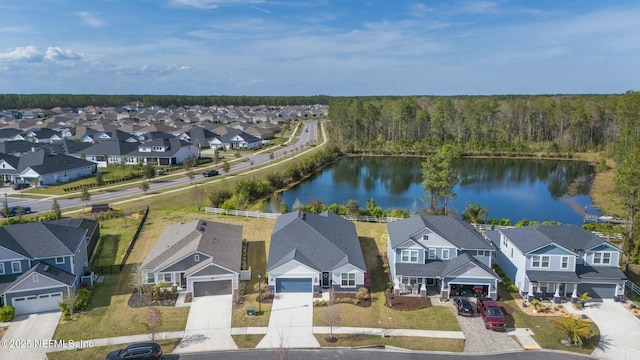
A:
<box><xmin>275</xmin><ymin>278</ymin><xmax>312</xmax><ymax>293</ymax></box>
<box><xmin>193</xmin><ymin>280</ymin><xmax>232</xmax><ymax>297</ymax></box>
<box><xmin>577</xmin><ymin>283</ymin><xmax>616</xmax><ymax>299</ymax></box>
<box><xmin>12</xmin><ymin>292</ymin><xmax>63</xmax><ymax>315</ymax></box>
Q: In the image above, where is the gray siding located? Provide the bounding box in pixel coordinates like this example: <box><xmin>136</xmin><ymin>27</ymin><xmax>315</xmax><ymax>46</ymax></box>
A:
<box><xmin>1</xmin><ymin>259</ymin><xmax>30</xmax><ymax>275</ymax></box>
<box><xmin>38</xmin><ymin>257</ymin><xmax>73</xmax><ymax>274</ymax></box>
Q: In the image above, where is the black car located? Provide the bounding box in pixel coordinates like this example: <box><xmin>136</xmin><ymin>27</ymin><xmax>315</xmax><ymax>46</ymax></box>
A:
<box><xmin>454</xmin><ymin>297</ymin><xmax>474</xmax><ymax>316</ymax></box>
<box><xmin>106</xmin><ymin>342</ymin><xmax>162</xmax><ymax>359</ymax></box>
<box><xmin>12</xmin><ymin>183</ymin><xmax>30</xmax><ymax>190</ymax></box>
<box><xmin>202</xmin><ymin>169</ymin><xmax>219</xmax><ymax>177</ymax></box>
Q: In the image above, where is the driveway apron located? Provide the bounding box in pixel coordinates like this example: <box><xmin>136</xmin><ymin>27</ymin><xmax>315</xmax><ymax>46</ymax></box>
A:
<box><xmin>565</xmin><ymin>299</ymin><xmax>640</xmax><ymax>360</ymax></box>
<box><xmin>1</xmin><ymin>311</ymin><xmax>61</xmax><ymax>359</ymax></box>
<box><xmin>452</xmin><ymin>301</ymin><xmax>521</xmax><ymax>353</ymax></box>
<box><xmin>173</xmin><ymin>294</ymin><xmax>237</xmax><ymax>353</ymax></box>
<box><xmin>257</xmin><ymin>293</ymin><xmax>320</xmax><ymax>348</ymax></box>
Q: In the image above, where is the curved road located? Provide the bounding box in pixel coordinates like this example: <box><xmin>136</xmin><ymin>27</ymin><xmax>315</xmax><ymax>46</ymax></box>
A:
<box><xmin>2</xmin><ymin>120</ymin><xmax>322</xmax><ymax>215</ymax></box>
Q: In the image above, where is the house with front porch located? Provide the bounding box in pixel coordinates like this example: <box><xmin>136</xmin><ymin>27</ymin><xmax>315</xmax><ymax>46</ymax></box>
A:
<box><xmin>266</xmin><ymin>210</ymin><xmax>367</xmax><ymax>294</ymax></box>
<box><xmin>387</xmin><ymin>215</ymin><xmax>501</xmax><ymax>299</ymax></box>
<box><xmin>0</xmin><ymin>223</ymin><xmax>90</xmax><ymax>315</ymax></box>
<box><xmin>141</xmin><ymin>220</ymin><xmax>243</xmax><ymax>298</ymax></box>
<box><xmin>485</xmin><ymin>224</ymin><xmax>626</xmax><ymax>302</ymax></box>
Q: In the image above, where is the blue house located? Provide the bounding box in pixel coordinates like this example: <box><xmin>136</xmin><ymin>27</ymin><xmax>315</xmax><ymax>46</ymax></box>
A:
<box><xmin>0</xmin><ymin>223</ymin><xmax>91</xmax><ymax>315</ymax></box>
<box><xmin>387</xmin><ymin>215</ymin><xmax>501</xmax><ymax>299</ymax></box>
<box><xmin>485</xmin><ymin>224</ymin><xmax>626</xmax><ymax>301</ymax></box>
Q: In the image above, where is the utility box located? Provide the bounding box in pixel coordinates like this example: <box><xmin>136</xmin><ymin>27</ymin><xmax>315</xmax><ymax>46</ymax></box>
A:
<box><xmin>246</xmin><ymin>305</ymin><xmax>255</xmax><ymax>317</ymax></box>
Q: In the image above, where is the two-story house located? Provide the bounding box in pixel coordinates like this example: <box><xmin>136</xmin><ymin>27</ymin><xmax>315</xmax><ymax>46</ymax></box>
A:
<box><xmin>0</xmin><ymin>222</ymin><xmax>91</xmax><ymax>315</ymax></box>
<box><xmin>127</xmin><ymin>138</ymin><xmax>200</xmax><ymax>166</ymax></box>
<box><xmin>485</xmin><ymin>224</ymin><xmax>626</xmax><ymax>301</ymax></box>
<box><xmin>387</xmin><ymin>215</ymin><xmax>501</xmax><ymax>299</ymax></box>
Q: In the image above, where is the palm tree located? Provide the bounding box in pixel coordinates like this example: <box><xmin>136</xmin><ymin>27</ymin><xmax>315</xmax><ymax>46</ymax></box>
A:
<box><xmin>555</xmin><ymin>315</ymin><xmax>591</xmax><ymax>346</ymax></box>
<box><xmin>462</xmin><ymin>202</ymin><xmax>489</xmax><ymax>224</ymax></box>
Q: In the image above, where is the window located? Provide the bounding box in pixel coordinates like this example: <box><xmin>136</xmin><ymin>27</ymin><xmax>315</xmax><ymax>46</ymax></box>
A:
<box><xmin>11</xmin><ymin>261</ymin><xmax>21</xmax><ymax>273</ymax></box>
<box><xmin>401</xmin><ymin>250</ymin><xmax>418</xmax><ymax>263</ymax></box>
<box><xmin>442</xmin><ymin>249</ymin><xmax>450</xmax><ymax>259</ymax></box>
<box><xmin>162</xmin><ymin>273</ymin><xmax>172</xmax><ymax>283</ymax></box>
<box><xmin>532</xmin><ymin>255</ymin><xmax>550</xmax><ymax>268</ymax></box>
<box><xmin>194</xmin><ymin>254</ymin><xmax>200</xmax><ymax>262</ymax></box>
<box><xmin>603</xmin><ymin>252</ymin><xmax>611</xmax><ymax>264</ymax></box>
<box><xmin>477</xmin><ymin>250</ymin><xmax>486</xmax><ymax>256</ymax></box>
<box><xmin>55</xmin><ymin>257</ymin><xmax>65</xmax><ymax>264</ymax></box>
<box><xmin>422</xmin><ymin>234</ymin><xmax>429</xmax><ymax>241</ymax></box>
<box><xmin>0</xmin><ymin>263</ymin><xmax>4</xmax><ymax>275</ymax></box>
<box><xmin>561</xmin><ymin>256</ymin><xmax>569</xmax><ymax>269</ymax></box>
<box><xmin>341</xmin><ymin>273</ymin><xmax>356</xmax><ymax>287</ymax></box>
<box><xmin>428</xmin><ymin>249</ymin><xmax>436</xmax><ymax>259</ymax></box>
<box><xmin>146</xmin><ymin>273</ymin><xmax>155</xmax><ymax>284</ymax></box>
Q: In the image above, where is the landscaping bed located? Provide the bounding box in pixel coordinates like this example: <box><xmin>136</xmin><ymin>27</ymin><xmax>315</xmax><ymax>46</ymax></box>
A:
<box><xmin>385</xmin><ymin>295</ymin><xmax>431</xmax><ymax>310</ymax></box>
<box><xmin>127</xmin><ymin>291</ymin><xmax>178</xmax><ymax>308</ymax></box>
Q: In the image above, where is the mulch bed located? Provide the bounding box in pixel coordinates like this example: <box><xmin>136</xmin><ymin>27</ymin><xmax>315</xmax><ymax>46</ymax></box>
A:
<box><xmin>385</xmin><ymin>295</ymin><xmax>432</xmax><ymax>310</ymax></box>
<box><xmin>333</xmin><ymin>292</ymin><xmax>371</xmax><ymax>308</ymax></box>
<box><xmin>128</xmin><ymin>292</ymin><xmax>178</xmax><ymax>308</ymax></box>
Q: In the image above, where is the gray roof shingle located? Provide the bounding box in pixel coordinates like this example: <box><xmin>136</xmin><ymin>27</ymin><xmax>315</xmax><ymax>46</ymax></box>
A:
<box><xmin>576</xmin><ymin>265</ymin><xmax>627</xmax><ymax>280</ymax></box>
<box><xmin>388</xmin><ymin>215</ymin><xmax>494</xmax><ymax>250</ymax></box>
<box><xmin>500</xmin><ymin>225</ymin><xmax>608</xmax><ymax>254</ymax></box>
<box><xmin>267</xmin><ymin>211</ymin><xmax>366</xmax><ymax>272</ymax></box>
<box><xmin>0</xmin><ymin>223</ymin><xmax>86</xmax><ymax>258</ymax></box>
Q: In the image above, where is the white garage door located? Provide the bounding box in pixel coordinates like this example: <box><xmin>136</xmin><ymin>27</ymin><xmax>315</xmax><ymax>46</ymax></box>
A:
<box><xmin>12</xmin><ymin>292</ymin><xmax>62</xmax><ymax>315</ymax></box>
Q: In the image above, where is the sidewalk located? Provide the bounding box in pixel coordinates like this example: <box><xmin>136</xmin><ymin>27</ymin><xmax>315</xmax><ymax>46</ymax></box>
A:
<box><xmin>46</xmin><ymin>331</ymin><xmax>185</xmax><ymax>353</ymax></box>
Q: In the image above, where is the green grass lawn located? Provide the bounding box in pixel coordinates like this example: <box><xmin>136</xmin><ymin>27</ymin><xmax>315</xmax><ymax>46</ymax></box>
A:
<box><xmin>53</xmin><ymin>268</ymin><xmax>189</xmax><ymax>341</ymax></box>
<box><xmin>232</xmin><ymin>241</ymin><xmax>273</xmax><ymax>328</ymax></box>
<box><xmin>231</xmin><ymin>334</ymin><xmax>265</xmax><ymax>349</ymax></box>
<box><xmin>47</xmin><ymin>339</ymin><xmax>180</xmax><ymax>360</ymax></box>
<box><xmin>314</xmin><ymin>334</ymin><xmax>464</xmax><ymax>352</ymax></box>
<box><xmin>498</xmin><ymin>286</ymin><xmax>600</xmax><ymax>354</ymax></box>
<box><xmin>92</xmin><ymin>213</ymin><xmax>143</xmax><ymax>266</ymax></box>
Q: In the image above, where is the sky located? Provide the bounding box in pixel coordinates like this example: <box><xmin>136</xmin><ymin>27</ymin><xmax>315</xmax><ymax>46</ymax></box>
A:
<box><xmin>0</xmin><ymin>0</ymin><xmax>639</xmax><ymax>96</ymax></box>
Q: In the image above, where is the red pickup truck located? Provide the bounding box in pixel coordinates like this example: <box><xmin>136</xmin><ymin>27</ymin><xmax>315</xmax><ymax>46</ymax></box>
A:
<box><xmin>476</xmin><ymin>297</ymin><xmax>506</xmax><ymax>331</ymax></box>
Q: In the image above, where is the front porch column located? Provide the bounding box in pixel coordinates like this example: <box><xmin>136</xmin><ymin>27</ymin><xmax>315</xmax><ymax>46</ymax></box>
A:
<box><xmin>420</xmin><ymin>283</ymin><xmax>427</xmax><ymax>297</ymax></box>
<box><xmin>553</xmin><ymin>285</ymin><xmax>561</xmax><ymax>304</ymax></box>
<box><xmin>394</xmin><ymin>279</ymin><xmax>400</xmax><ymax>296</ymax></box>
<box><xmin>571</xmin><ymin>284</ymin><xmax>578</xmax><ymax>302</ymax></box>
<box><xmin>527</xmin><ymin>282</ymin><xmax>534</xmax><ymax>301</ymax></box>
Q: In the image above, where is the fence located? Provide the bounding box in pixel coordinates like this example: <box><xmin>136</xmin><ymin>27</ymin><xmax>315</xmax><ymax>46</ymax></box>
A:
<box><xmin>204</xmin><ymin>207</ymin><xmax>403</xmax><ymax>223</ymax></box>
<box><xmin>240</xmin><ymin>267</ymin><xmax>252</xmax><ymax>281</ymax></box>
<box><xmin>626</xmin><ymin>280</ymin><xmax>640</xmax><ymax>297</ymax></box>
<box><xmin>119</xmin><ymin>206</ymin><xmax>150</xmax><ymax>269</ymax></box>
<box><xmin>92</xmin><ymin>264</ymin><xmax>122</xmax><ymax>274</ymax></box>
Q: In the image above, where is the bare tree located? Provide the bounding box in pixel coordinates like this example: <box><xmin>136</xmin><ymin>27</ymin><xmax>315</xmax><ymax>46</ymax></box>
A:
<box><xmin>325</xmin><ymin>291</ymin><xmax>340</xmax><ymax>342</ymax></box>
<box><xmin>59</xmin><ymin>288</ymin><xmax>79</xmax><ymax>319</ymax></box>
<box><xmin>192</xmin><ymin>185</ymin><xmax>205</xmax><ymax>211</ymax></box>
<box><xmin>143</xmin><ymin>307</ymin><xmax>163</xmax><ymax>341</ymax></box>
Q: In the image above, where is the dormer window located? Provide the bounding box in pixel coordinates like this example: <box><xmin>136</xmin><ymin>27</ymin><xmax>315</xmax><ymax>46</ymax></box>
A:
<box><xmin>593</xmin><ymin>252</ymin><xmax>611</xmax><ymax>264</ymax></box>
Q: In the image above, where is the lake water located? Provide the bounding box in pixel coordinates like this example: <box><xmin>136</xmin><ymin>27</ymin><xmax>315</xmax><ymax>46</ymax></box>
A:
<box><xmin>281</xmin><ymin>156</ymin><xmax>598</xmax><ymax>225</ymax></box>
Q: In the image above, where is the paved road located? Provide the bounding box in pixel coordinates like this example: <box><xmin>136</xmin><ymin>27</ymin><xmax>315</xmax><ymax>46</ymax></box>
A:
<box><xmin>1</xmin><ymin>120</ymin><xmax>321</xmax><ymax>215</ymax></box>
<box><xmin>174</xmin><ymin>349</ymin><xmax>594</xmax><ymax>360</ymax></box>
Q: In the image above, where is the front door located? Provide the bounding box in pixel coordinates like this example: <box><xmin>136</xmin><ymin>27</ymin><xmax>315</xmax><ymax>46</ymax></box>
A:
<box><xmin>180</xmin><ymin>273</ymin><xmax>186</xmax><ymax>288</ymax></box>
<box><xmin>321</xmin><ymin>272</ymin><xmax>330</xmax><ymax>288</ymax></box>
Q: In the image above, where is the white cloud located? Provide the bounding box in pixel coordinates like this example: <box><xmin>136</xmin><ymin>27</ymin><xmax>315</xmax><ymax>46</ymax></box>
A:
<box><xmin>0</xmin><ymin>45</ymin><xmax>42</xmax><ymax>62</ymax></box>
<box><xmin>169</xmin><ymin>0</ymin><xmax>264</xmax><ymax>9</ymax></box>
<box><xmin>44</xmin><ymin>47</ymin><xmax>87</xmax><ymax>61</ymax></box>
<box><xmin>77</xmin><ymin>12</ymin><xmax>104</xmax><ymax>27</ymax></box>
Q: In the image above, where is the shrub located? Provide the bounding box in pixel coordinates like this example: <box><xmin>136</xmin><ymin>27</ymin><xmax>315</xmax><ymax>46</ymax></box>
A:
<box><xmin>506</xmin><ymin>283</ymin><xmax>519</xmax><ymax>293</ymax></box>
<box><xmin>0</xmin><ymin>305</ymin><xmax>15</xmax><ymax>322</ymax></box>
<box><xmin>356</xmin><ymin>287</ymin><xmax>370</xmax><ymax>302</ymax></box>
<box><xmin>74</xmin><ymin>288</ymin><xmax>91</xmax><ymax>312</ymax></box>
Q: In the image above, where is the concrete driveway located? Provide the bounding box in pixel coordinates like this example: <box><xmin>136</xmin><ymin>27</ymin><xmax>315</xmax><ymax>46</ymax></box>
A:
<box><xmin>1</xmin><ymin>311</ymin><xmax>61</xmax><ymax>359</ymax></box>
<box><xmin>451</xmin><ymin>301</ymin><xmax>521</xmax><ymax>353</ymax></box>
<box><xmin>173</xmin><ymin>294</ymin><xmax>237</xmax><ymax>353</ymax></box>
<box><xmin>256</xmin><ymin>293</ymin><xmax>320</xmax><ymax>348</ymax></box>
<box><xmin>565</xmin><ymin>299</ymin><xmax>640</xmax><ymax>360</ymax></box>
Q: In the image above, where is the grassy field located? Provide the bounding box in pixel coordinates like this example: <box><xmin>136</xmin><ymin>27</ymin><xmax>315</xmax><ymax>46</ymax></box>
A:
<box><xmin>92</xmin><ymin>211</ymin><xmax>144</xmax><ymax>266</ymax></box>
<box><xmin>47</xmin><ymin>339</ymin><xmax>180</xmax><ymax>360</ymax></box>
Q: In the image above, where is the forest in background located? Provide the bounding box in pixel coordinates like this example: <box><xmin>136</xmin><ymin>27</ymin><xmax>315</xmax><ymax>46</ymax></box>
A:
<box><xmin>327</xmin><ymin>92</ymin><xmax>640</xmax><ymax>163</ymax></box>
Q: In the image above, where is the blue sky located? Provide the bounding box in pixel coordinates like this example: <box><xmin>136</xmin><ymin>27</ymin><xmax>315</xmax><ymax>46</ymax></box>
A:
<box><xmin>0</xmin><ymin>0</ymin><xmax>639</xmax><ymax>96</ymax></box>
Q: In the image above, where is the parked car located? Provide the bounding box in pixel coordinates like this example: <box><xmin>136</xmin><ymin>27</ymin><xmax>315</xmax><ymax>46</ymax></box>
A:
<box><xmin>202</xmin><ymin>169</ymin><xmax>219</xmax><ymax>177</ymax></box>
<box><xmin>453</xmin><ymin>297</ymin><xmax>474</xmax><ymax>316</ymax></box>
<box><xmin>106</xmin><ymin>342</ymin><xmax>162</xmax><ymax>359</ymax></box>
<box><xmin>12</xmin><ymin>183</ymin><xmax>30</xmax><ymax>190</ymax></box>
<box><xmin>2</xmin><ymin>206</ymin><xmax>32</xmax><ymax>218</ymax></box>
<box><xmin>477</xmin><ymin>297</ymin><xmax>506</xmax><ymax>331</ymax></box>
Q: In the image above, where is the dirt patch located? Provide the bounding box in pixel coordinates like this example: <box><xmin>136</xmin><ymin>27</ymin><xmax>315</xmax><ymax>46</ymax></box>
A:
<box><xmin>128</xmin><ymin>291</ymin><xmax>178</xmax><ymax>308</ymax></box>
<box><xmin>0</xmin><ymin>326</ymin><xmax>7</xmax><ymax>340</ymax></box>
<box><xmin>385</xmin><ymin>296</ymin><xmax>432</xmax><ymax>311</ymax></box>
<box><xmin>255</xmin><ymin>294</ymin><xmax>274</xmax><ymax>305</ymax></box>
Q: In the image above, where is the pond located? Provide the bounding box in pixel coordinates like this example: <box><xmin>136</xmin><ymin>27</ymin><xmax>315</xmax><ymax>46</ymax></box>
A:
<box><xmin>281</xmin><ymin>156</ymin><xmax>598</xmax><ymax>225</ymax></box>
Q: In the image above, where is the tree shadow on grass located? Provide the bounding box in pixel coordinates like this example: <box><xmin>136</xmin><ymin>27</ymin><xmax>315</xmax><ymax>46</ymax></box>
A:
<box><xmin>359</xmin><ymin>236</ymin><xmax>386</xmax><ymax>293</ymax></box>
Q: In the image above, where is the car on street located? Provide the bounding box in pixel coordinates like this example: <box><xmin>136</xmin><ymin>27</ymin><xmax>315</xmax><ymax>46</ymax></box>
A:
<box><xmin>477</xmin><ymin>297</ymin><xmax>506</xmax><ymax>331</ymax></box>
<box><xmin>453</xmin><ymin>297</ymin><xmax>474</xmax><ymax>316</ymax></box>
<box><xmin>202</xmin><ymin>169</ymin><xmax>219</xmax><ymax>177</ymax></box>
<box><xmin>105</xmin><ymin>342</ymin><xmax>162</xmax><ymax>359</ymax></box>
<box><xmin>2</xmin><ymin>205</ymin><xmax>32</xmax><ymax>218</ymax></box>
<box><xmin>12</xmin><ymin>183</ymin><xmax>30</xmax><ymax>190</ymax></box>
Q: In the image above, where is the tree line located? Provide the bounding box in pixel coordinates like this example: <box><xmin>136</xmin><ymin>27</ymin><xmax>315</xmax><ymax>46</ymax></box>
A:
<box><xmin>0</xmin><ymin>94</ymin><xmax>331</xmax><ymax>110</ymax></box>
<box><xmin>327</xmin><ymin>92</ymin><xmax>640</xmax><ymax>162</ymax></box>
